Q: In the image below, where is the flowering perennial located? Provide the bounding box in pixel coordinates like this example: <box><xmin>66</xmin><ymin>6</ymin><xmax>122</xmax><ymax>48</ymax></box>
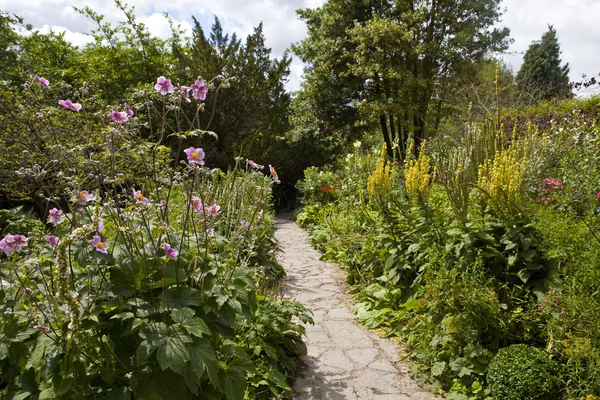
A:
<box><xmin>184</xmin><ymin>147</ymin><xmax>205</xmax><ymax>165</ymax></box>
<box><xmin>46</xmin><ymin>235</ymin><xmax>59</xmax><ymax>247</ymax></box>
<box><xmin>0</xmin><ymin>234</ymin><xmax>28</xmax><ymax>255</ymax></box>
<box><xmin>58</xmin><ymin>99</ymin><xmax>82</xmax><ymax>112</ymax></box>
<box><xmin>91</xmin><ymin>235</ymin><xmax>108</xmax><ymax>254</ymax></box>
<box><xmin>191</xmin><ymin>79</ymin><xmax>208</xmax><ymax>100</ymax></box>
<box><xmin>133</xmin><ymin>189</ymin><xmax>149</xmax><ymax>204</ymax></box>
<box><xmin>154</xmin><ymin>76</ymin><xmax>174</xmax><ymax>95</ymax></box>
<box><xmin>74</xmin><ymin>190</ymin><xmax>94</xmax><ymax>205</ymax></box>
<box><xmin>109</xmin><ymin>110</ymin><xmax>128</xmax><ymax>123</ymax></box>
<box><xmin>34</xmin><ymin>76</ymin><xmax>49</xmax><ymax>89</ymax></box>
<box><xmin>48</xmin><ymin>208</ymin><xmax>63</xmax><ymax>224</ymax></box>
<box><xmin>162</xmin><ymin>243</ymin><xmax>178</xmax><ymax>261</ymax></box>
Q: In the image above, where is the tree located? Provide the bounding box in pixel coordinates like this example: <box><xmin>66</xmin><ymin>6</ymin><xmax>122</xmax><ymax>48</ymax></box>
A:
<box><xmin>293</xmin><ymin>0</ymin><xmax>511</xmax><ymax>158</ymax></box>
<box><xmin>516</xmin><ymin>25</ymin><xmax>570</xmax><ymax>102</ymax></box>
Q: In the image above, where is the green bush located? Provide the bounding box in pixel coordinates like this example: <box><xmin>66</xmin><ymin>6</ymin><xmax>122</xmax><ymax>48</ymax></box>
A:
<box><xmin>487</xmin><ymin>344</ymin><xmax>560</xmax><ymax>400</ymax></box>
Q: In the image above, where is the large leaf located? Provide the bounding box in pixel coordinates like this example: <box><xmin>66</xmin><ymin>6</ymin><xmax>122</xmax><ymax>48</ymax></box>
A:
<box><xmin>171</xmin><ymin>308</ymin><xmax>211</xmax><ymax>338</ymax></box>
<box><xmin>136</xmin><ymin>322</ymin><xmax>168</xmax><ymax>364</ymax></box>
<box><xmin>161</xmin><ymin>287</ymin><xmax>202</xmax><ymax>308</ymax></box>
<box><xmin>189</xmin><ymin>338</ymin><xmax>219</xmax><ymax>387</ymax></box>
<box><xmin>156</xmin><ymin>325</ymin><xmax>192</xmax><ymax>375</ymax></box>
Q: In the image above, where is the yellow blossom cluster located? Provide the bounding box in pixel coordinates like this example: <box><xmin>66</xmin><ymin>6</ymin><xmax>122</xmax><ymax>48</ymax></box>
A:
<box><xmin>367</xmin><ymin>143</ymin><xmax>394</xmax><ymax>202</ymax></box>
<box><xmin>477</xmin><ymin>130</ymin><xmax>527</xmax><ymax>204</ymax></box>
<box><xmin>405</xmin><ymin>140</ymin><xmax>433</xmax><ymax>199</ymax></box>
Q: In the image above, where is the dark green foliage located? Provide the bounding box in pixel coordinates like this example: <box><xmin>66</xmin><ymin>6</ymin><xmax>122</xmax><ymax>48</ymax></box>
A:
<box><xmin>487</xmin><ymin>344</ymin><xmax>560</xmax><ymax>400</ymax></box>
<box><xmin>516</xmin><ymin>25</ymin><xmax>571</xmax><ymax>102</ymax></box>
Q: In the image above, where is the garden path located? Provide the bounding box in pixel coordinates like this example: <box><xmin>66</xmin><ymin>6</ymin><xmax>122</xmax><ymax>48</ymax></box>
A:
<box><xmin>276</xmin><ymin>215</ymin><xmax>442</xmax><ymax>400</ymax></box>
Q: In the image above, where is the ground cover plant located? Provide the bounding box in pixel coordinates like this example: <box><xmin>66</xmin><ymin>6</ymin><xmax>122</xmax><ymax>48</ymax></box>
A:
<box><xmin>296</xmin><ymin>93</ymin><xmax>600</xmax><ymax>399</ymax></box>
<box><xmin>0</xmin><ymin>73</ymin><xmax>312</xmax><ymax>399</ymax></box>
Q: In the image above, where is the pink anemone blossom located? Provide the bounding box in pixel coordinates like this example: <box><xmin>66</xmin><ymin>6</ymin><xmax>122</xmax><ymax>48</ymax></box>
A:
<box><xmin>133</xmin><ymin>189</ymin><xmax>149</xmax><ymax>204</ymax></box>
<box><xmin>154</xmin><ymin>76</ymin><xmax>174</xmax><ymax>95</ymax></box>
<box><xmin>58</xmin><ymin>99</ymin><xmax>82</xmax><ymax>112</ymax></box>
<box><xmin>184</xmin><ymin>147</ymin><xmax>205</xmax><ymax>165</ymax></box>
<box><xmin>0</xmin><ymin>234</ymin><xmax>28</xmax><ymax>255</ymax></box>
<box><xmin>48</xmin><ymin>208</ymin><xmax>63</xmax><ymax>224</ymax></box>
<box><xmin>109</xmin><ymin>110</ymin><xmax>128</xmax><ymax>123</ymax></box>
<box><xmin>162</xmin><ymin>243</ymin><xmax>178</xmax><ymax>261</ymax></box>
<box><xmin>33</xmin><ymin>325</ymin><xmax>50</xmax><ymax>332</ymax></box>
<box><xmin>246</xmin><ymin>159</ymin><xmax>260</xmax><ymax>169</ymax></box>
<box><xmin>206</xmin><ymin>204</ymin><xmax>221</xmax><ymax>217</ymax></box>
<box><xmin>46</xmin><ymin>235</ymin><xmax>59</xmax><ymax>247</ymax></box>
<box><xmin>179</xmin><ymin>86</ymin><xmax>191</xmax><ymax>102</ymax></box>
<box><xmin>124</xmin><ymin>103</ymin><xmax>134</xmax><ymax>117</ymax></box>
<box><xmin>74</xmin><ymin>190</ymin><xmax>94</xmax><ymax>206</ymax></box>
<box><xmin>240</xmin><ymin>220</ymin><xmax>251</xmax><ymax>229</ymax></box>
<box><xmin>191</xmin><ymin>196</ymin><xmax>203</xmax><ymax>212</ymax></box>
<box><xmin>269</xmin><ymin>165</ymin><xmax>279</xmax><ymax>182</ymax></box>
<box><xmin>90</xmin><ymin>235</ymin><xmax>108</xmax><ymax>254</ymax></box>
<box><xmin>191</xmin><ymin>79</ymin><xmax>208</xmax><ymax>100</ymax></box>
<box><xmin>34</xmin><ymin>76</ymin><xmax>50</xmax><ymax>89</ymax></box>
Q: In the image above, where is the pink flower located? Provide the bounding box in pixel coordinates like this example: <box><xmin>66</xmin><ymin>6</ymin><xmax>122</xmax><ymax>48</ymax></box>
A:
<box><xmin>206</xmin><ymin>204</ymin><xmax>220</xmax><ymax>217</ymax></box>
<box><xmin>179</xmin><ymin>86</ymin><xmax>191</xmax><ymax>102</ymax></box>
<box><xmin>154</xmin><ymin>76</ymin><xmax>174</xmax><ymax>95</ymax></box>
<box><xmin>269</xmin><ymin>165</ymin><xmax>279</xmax><ymax>182</ymax></box>
<box><xmin>48</xmin><ymin>208</ymin><xmax>62</xmax><ymax>224</ymax></box>
<box><xmin>184</xmin><ymin>147</ymin><xmax>205</xmax><ymax>165</ymax></box>
<box><xmin>162</xmin><ymin>243</ymin><xmax>178</xmax><ymax>261</ymax></box>
<box><xmin>246</xmin><ymin>159</ymin><xmax>260</xmax><ymax>169</ymax></box>
<box><xmin>124</xmin><ymin>103</ymin><xmax>134</xmax><ymax>117</ymax></box>
<box><xmin>90</xmin><ymin>235</ymin><xmax>108</xmax><ymax>254</ymax></box>
<box><xmin>240</xmin><ymin>220</ymin><xmax>251</xmax><ymax>228</ymax></box>
<box><xmin>0</xmin><ymin>234</ymin><xmax>28</xmax><ymax>255</ymax></box>
<box><xmin>97</xmin><ymin>220</ymin><xmax>104</xmax><ymax>233</ymax></box>
<box><xmin>191</xmin><ymin>196</ymin><xmax>203</xmax><ymax>212</ymax></box>
<box><xmin>46</xmin><ymin>235</ymin><xmax>59</xmax><ymax>247</ymax></box>
<box><xmin>34</xmin><ymin>76</ymin><xmax>49</xmax><ymax>89</ymax></box>
<box><xmin>133</xmin><ymin>189</ymin><xmax>149</xmax><ymax>204</ymax></box>
<box><xmin>74</xmin><ymin>190</ymin><xmax>94</xmax><ymax>206</ymax></box>
<box><xmin>191</xmin><ymin>79</ymin><xmax>208</xmax><ymax>100</ymax></box>
<box><xmin>58</xmin><ymin>99</ymin><xmax>82</xmax><ymax>112</ymax></box>
<box><xmin>109</xmin><ymin>110</ymin><xmax>128</xmax><ymax>123</ymax></box>
<box><xmin>33</xmin><ymin>325</ymin><xmax>50</xmax><ymax>332</ymax></box>
<box><xmin>594</xmin><ymin>192</ymin><xmax>600</xmax><ymax>199</ymax></box>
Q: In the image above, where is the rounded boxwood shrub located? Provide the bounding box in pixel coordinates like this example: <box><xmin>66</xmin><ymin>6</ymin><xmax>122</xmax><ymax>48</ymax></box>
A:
<box><xmin>487</xmin><ymin>344</ymin><xmax>561</xmax><ymax>400</ymax></box>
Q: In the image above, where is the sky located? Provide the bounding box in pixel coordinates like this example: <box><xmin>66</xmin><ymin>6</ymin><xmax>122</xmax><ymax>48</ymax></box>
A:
<box><xmin>0</xmin><ymin>0</ymin><xmax>597</xmax><ymax>93</ymax></box>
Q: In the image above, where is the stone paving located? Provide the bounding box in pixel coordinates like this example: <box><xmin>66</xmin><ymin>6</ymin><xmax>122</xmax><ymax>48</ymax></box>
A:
<box><xmin>276</xmin><ymin>215</ymin><xmax>442</xmax><ymax>400</ymax></box>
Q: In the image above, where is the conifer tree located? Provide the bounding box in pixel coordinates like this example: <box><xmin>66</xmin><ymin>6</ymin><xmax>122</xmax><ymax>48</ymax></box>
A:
<box><xmin>516</xmin><ymin>25</ymin><xmax>571</xmax><ymax>101</ymax></box>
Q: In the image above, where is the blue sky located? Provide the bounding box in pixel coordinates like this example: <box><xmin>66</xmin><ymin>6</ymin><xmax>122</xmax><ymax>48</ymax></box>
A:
<box><xmin>1</xmin><ymin>0</ymin><xmax>598</xmax><ymax>93</ymax></box>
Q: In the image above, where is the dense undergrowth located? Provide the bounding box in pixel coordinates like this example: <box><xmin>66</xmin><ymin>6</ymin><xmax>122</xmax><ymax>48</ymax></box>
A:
<box><xmin>296</xmin><ymin>97</ymin><xmax>600</xmax><ymax>400</ymax></box>
<box><xmin>0</xmin><ymin>74</ymin><xmax>312</xmax><ymax>399</ymax></box>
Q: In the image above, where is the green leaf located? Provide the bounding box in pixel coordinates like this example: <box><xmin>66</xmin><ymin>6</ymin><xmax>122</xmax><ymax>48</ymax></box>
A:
<box><xmin>161</xmin><ymin>287</ymin><xmax>202</xmax><ymax>308</ymax></box>
<box><xmin>507</xmin><ymin>254</ymin><xmax>517</xmax><ymax>266</ymax></box>
<box><xmin>431</xmin><ymin>361</ymin><xmax>446</xmax><ymax>376</ymax></box>
<box><xmin>136</xmin><ymin>322</ymin><xmax>168</xmax><ymax>364</ymax></box>
<box><xmin>517</xmin><ymin>269</ymin><xmax>531</xmax><ymax>283</ymax></box>
<box><xmin>449</xmin><ymin>357</ymin><xmax>473</xmax><ymax>377</ymax></box>
<box><xmin>156</xmin><ymin>326</ymin><xmax>191</xmax><ymax>375</ymax></box>
<box><xmin>189</xmin><ymin>338</ymin><xmax>219</xmax><ymax>386</ymax></box>
<box><xmin>171</xmin><ymin>307</ymin><xmax>211</xmax><ymax>338</ymax></box>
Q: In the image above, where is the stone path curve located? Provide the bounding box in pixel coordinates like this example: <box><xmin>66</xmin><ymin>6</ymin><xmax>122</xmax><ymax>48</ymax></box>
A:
<box><xmin>276</xmin><ymin>215</ymin><xmax>442</xmax><ymax>400</ymax></box>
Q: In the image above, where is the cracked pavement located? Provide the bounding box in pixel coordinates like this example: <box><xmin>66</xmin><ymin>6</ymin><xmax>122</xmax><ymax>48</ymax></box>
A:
<box><xmin>276</xmin><ymin>215</ymin><xmax>443</xmax><ymax>400</ymax></box>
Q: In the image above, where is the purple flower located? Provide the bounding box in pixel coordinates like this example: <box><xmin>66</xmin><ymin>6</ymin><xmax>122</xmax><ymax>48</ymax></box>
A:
<box><xmin>0</xmin><ymin>234</ymin><xmax>28</xmax><ymax>255</ymax></box>
<box><xmin>184</xmin><ymin>147</ymin><xmax>205</xmax><ymax>165</ymax></box>
<box><xmin>109</xmin><ymin>110</ymin><xmax>128</xmax><ymax>123</ymax></box>
<box><xmin>246</xmin><ymin>159</ymin><xmax>260</xmax><ymax>169</ymax></box>
<box><xmin>162</xmin><ymin>243</ymin><xmax>178</xmax><ymax>261</ymax></box>
<box><xmin>133</xmin><ymin>189</ymin><xmax>149</xmax><ymax>204</ymax></box>
<box><xmin>154</xmin><ymin>76</ymin><xmax>174</xmax><ymax>95</ymax></box>
<box><xmin>45</xmin><ymin>235</ymin><xmax>59</xmax><ymax>247</ymax></box>
<box><xmin>124</xmin><ymin>103</ymin><xmax>134</xmax><ymax>117</ymax></box>
<box><xmin>191</xmin><ymin>196</ymin><xmax>203</xmax><ymax>212</ymax></box>
<box><xmin>191</xmin><ymin>79</ymin><xmax>208</xmax><ymax>100</ymax></box>
<box><xmin>34</xmin><ymin>76</ymin><xmax>50</xmax><ymax>89</ymax></box>
<box><xmin>269</xmin><ymin>165</ymin><xmax>279</xmax><ymax>182</ymax></box>
<box><xmin>33</xmin><ymin>325</ymin><xmax>50</xmax><ymax>332</ymax></box>
<box><xmin>240</xmin><ymin>220</ymin><xmax>251</xmax><ymax>229</ymax></box>
<box><xmin>97</xmin><ymin>220</ymin><xmax>104</xmax><ymax>233</ymax></box>
<box><xmin>58</xmin><ymin>99</ymin><xmax>82</xmax><ymax>112</ymax></box>
<box><xmin>179</xmin><ymin>86</ymin><xmax>191</xmax><ymax>102</ymax></box>
<box><xmin>24</xmin><ymin>288</ymin><xmax>33</xmax><ymax>296</ymax></box>
<box><xmin>90</xmin><ymin>235</ymin><xmax>108</xmax><ymax>254</ymax></box>
<box><xmin>48</xmin><ymin>208</ymin><xmax>62</xmax><ymax>224</ymax></box>
<box><xmin>74</xmin><ymin>190</ymin><xmax>94</xmax><ymax>206</ymax></box>
<box><xmin>206</xmin><ymin>204</ymin><xmax>220</xmax><ymax>217</ymax></box>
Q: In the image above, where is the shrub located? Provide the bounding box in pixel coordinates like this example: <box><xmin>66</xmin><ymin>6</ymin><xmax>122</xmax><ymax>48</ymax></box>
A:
<box><xmin>487</xmin><ymin>344</ymin><xmax>560</xmax><ymax>400</ymax></box>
